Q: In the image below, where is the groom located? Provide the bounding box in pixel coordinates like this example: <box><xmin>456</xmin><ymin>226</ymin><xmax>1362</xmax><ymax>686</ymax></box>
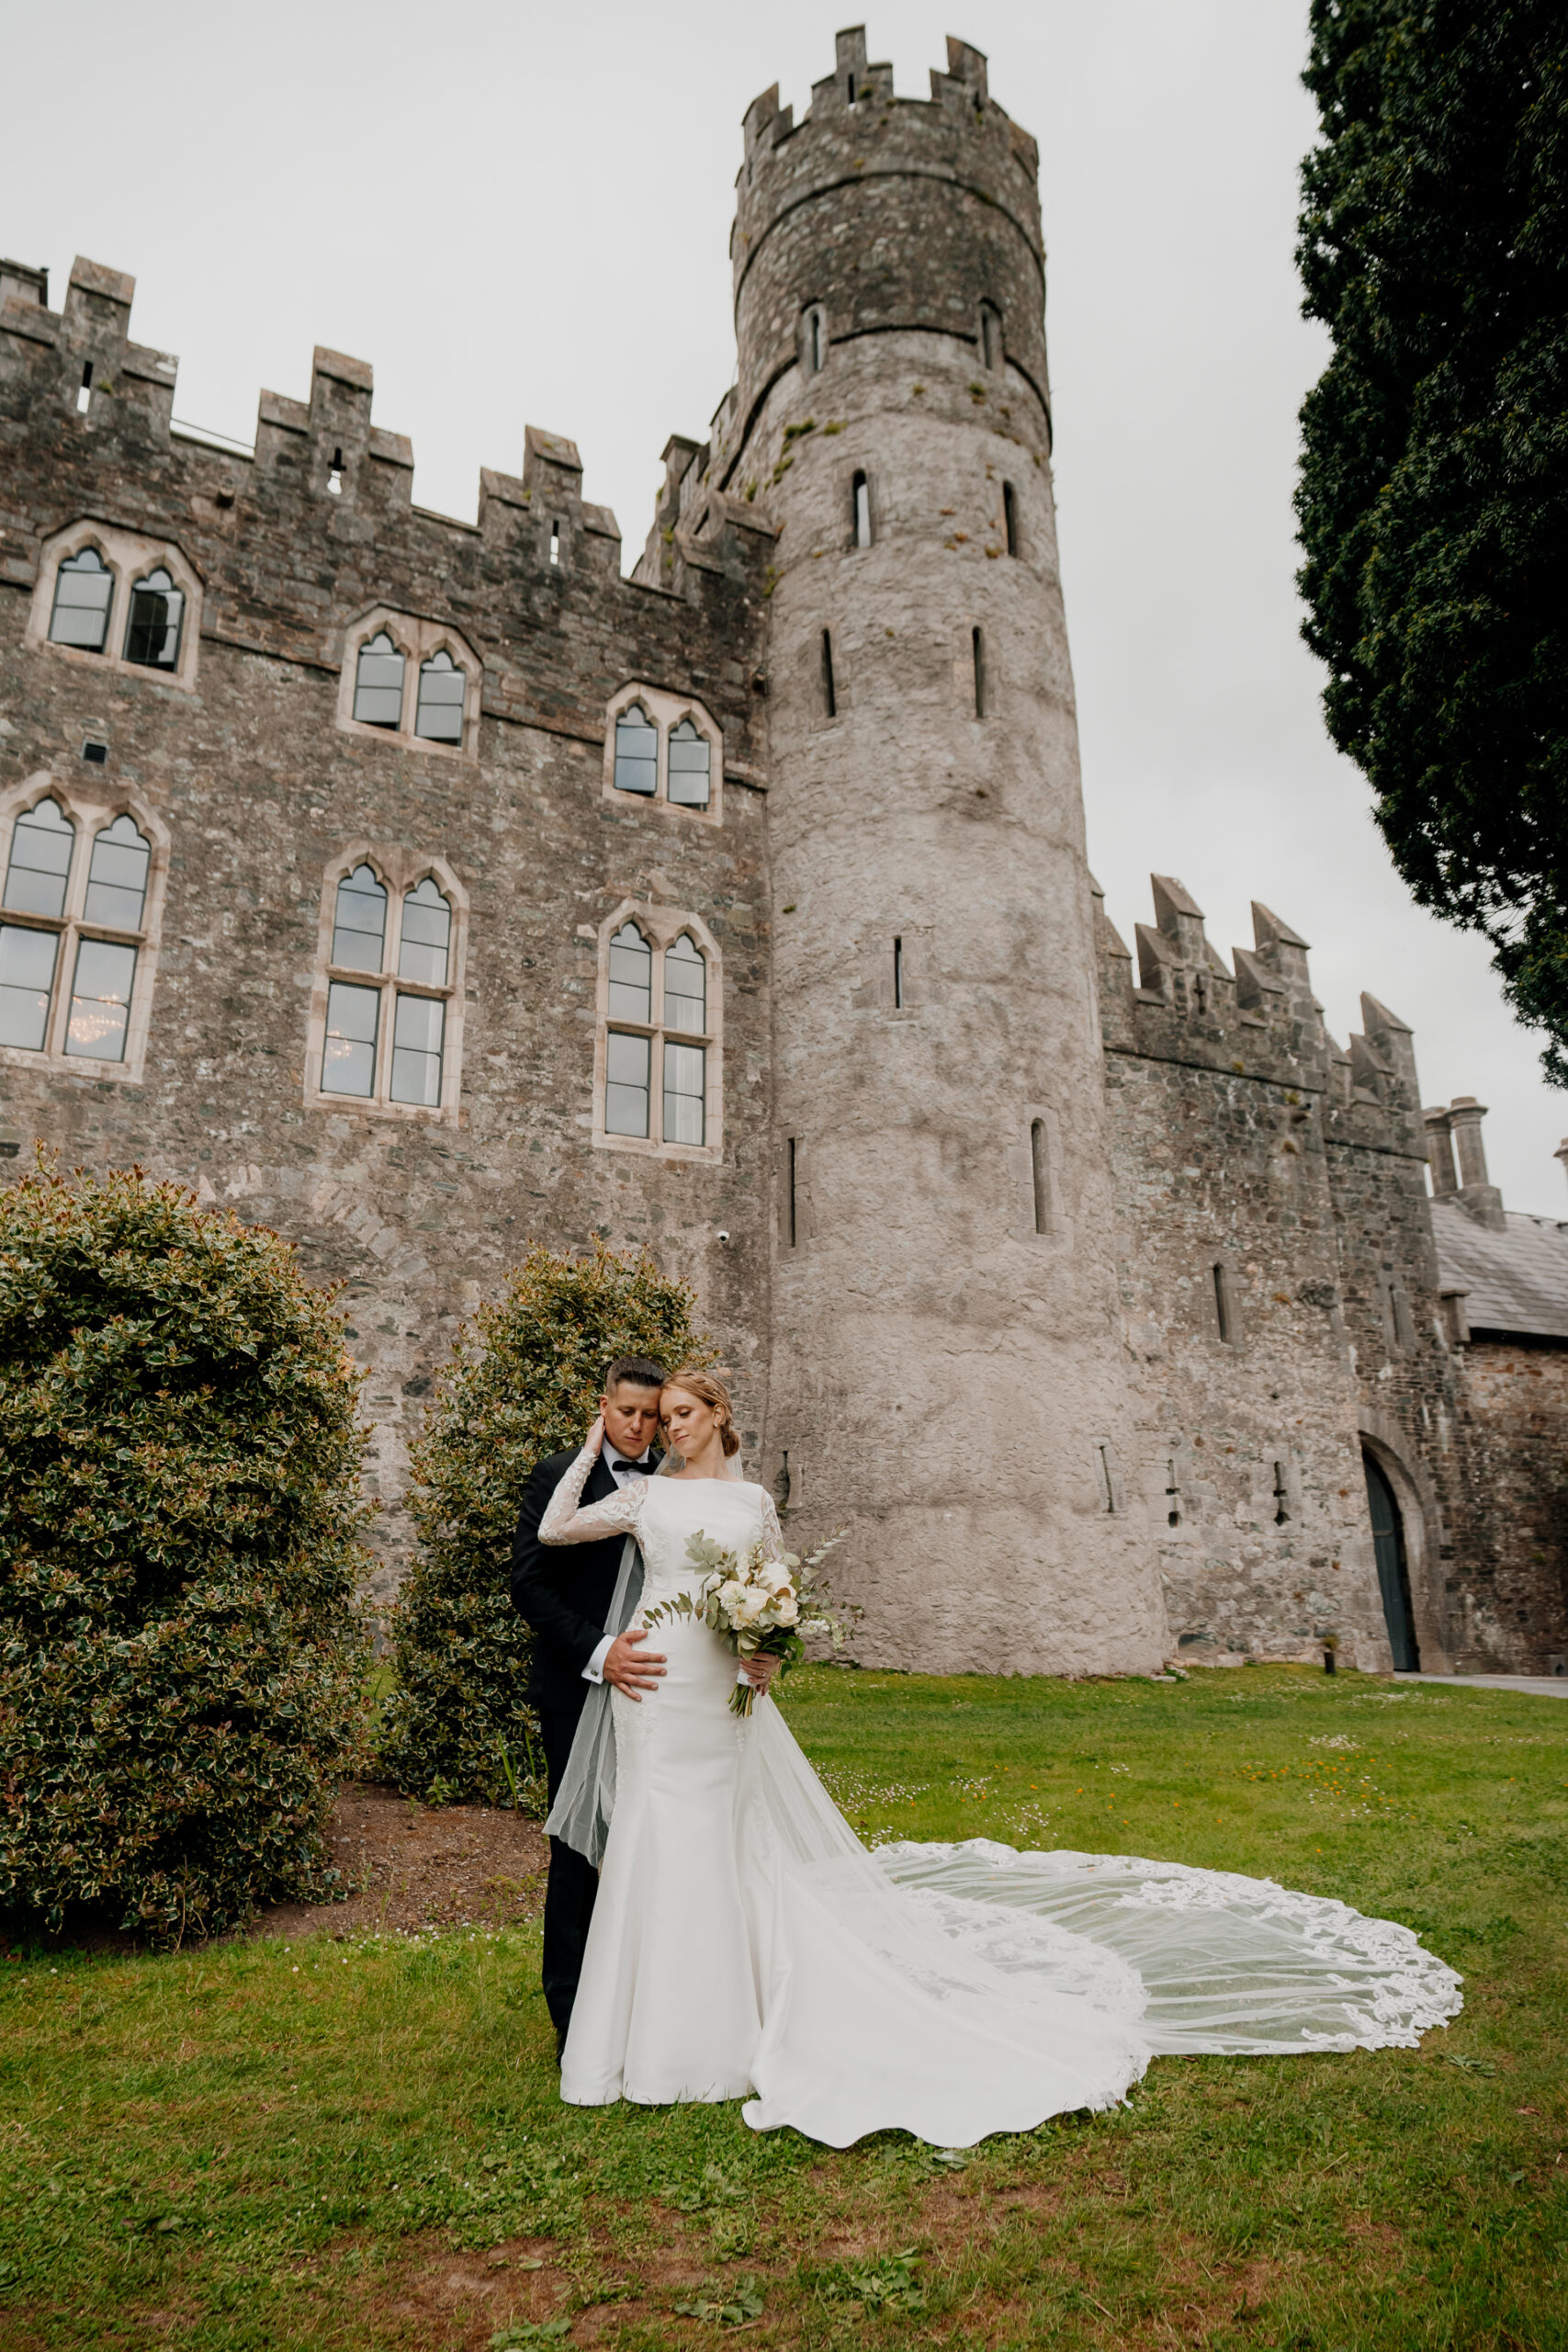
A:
<box><xmin>510</xmin><ymin>1356</ymin><xmax>671</xmax><ymax>2056</ymax></box>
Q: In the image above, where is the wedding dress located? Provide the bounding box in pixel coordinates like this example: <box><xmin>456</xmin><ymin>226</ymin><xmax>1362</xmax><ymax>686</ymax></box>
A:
<box><xmin>539</xmin><ymin>1446</ymin><xmax>1461</xmax><ymax>2148</ymax></box>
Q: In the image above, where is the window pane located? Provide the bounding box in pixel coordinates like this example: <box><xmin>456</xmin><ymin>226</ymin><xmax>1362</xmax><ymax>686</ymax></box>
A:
<box><xmin>389</xmin><ymin>992</ymin><xmax>445</xmax><ymax>1105</ymax></box>
<box><xmin>123</xmin><ymin>569</ymin><xmax>185</xmax><ymax>669</ymax></box>
<box><xmin>353</xmin><ymin>630</ymin><xmax>406</xmax><ymax>728</ymax></box>
<box><xmin>0</xmin><ymin>922</ymin><xmax>58</xmax><ymax>1050</ymax></box>
<box><xmin>606</xmin><ymin>922</ymin><xmax>651</xmax><ymax>1023</ymax></box>
<box><xmin>413</xmin><ymin>650</ymin><xmax>466</xmax><ymax>743</ymax></box>
<box><xmin>321</xmin><ymin>979</ymin><xmax>380</xmax><ymax>1096</ymax></box>
<box><xmin>65</xmin><ymin>936</ymin><xmax>137</xmax><ymax>1061</ymax></box>
<box><xmin>604</xmin><ymin>1029</ymin><xmax>650</xmax><ymax>1136</ymax></box>
<box><xmin>663</xmin><ymin>933</ymin><xmax>705</xmax><ymax>1033</ymax></box>
<box><xmin>332</xmin><ymin>863</ymin><xmax>389</xmax><ymax>972</ymax></box>
<box><xmin>662</xmin><ymin>1040</ymin><xmax>705</xmax><ymax>1146</ymax></box>
<box><xmin>613</xmin><ymin>707</ymin><xmax>658</xmax><ymax>795</ymax></box>
<box><xmin>83</xmin><ymin>813</ymin><xmax>151</xmax><ymax>931</ymax></box>
<box><xmin>398</xmin><ymin>876</ymin><xmax>451</xmax><ymax>984</ymax></box>
<box><xmin>666</xmin><ymin>718</ymin><xmax>710</xmax><ymax>807</ymax></box>
<box><xmin>4</xmin><ymin>797</ymin><xmax>74</xmax><ymax>921</ymax></box>
<box><xmin>49</xmin><ymin>548</ymin><xmax>112</xmax><ymax>651</ymax></box>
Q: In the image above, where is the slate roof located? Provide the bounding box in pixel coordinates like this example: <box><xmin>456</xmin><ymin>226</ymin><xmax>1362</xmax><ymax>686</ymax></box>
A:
<box><xmin>1432</xmin><ymin>1199</ymin><xmax>1568</xmax><ymax>1340</ymax></box>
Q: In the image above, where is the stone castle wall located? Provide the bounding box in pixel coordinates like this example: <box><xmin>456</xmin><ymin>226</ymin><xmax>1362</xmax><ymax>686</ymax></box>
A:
<box><xmin>2</xmin><ymin>28</ymin><xmax>1562</xmax><ymax>1678</ymax></box>
<box><xmin>0</xmin><ymin>261</ymin><xmax>779</xmax><ymax>1606</ymax></box>
<box><xmin>1096</xmin><ymin>876</ymin><xmax>1472</xmax><ymax>1673</ymax></box>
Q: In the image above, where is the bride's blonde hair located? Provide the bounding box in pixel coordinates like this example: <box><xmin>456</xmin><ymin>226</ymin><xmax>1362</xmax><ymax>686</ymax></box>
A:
<box><xmin>661</xmin><ymin>1365</ymin><xmax>740</xmax><ymax>1458</ymax></box>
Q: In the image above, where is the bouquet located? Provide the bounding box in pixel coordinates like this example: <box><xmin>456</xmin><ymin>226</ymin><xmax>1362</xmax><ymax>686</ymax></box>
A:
<box><xmin>644</xmin><ymin>1528</ymin><xmax>855</xmax><ymax>1715</ymax></box>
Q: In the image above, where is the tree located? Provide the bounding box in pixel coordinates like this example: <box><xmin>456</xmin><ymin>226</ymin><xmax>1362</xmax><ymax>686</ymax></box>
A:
<box><xmin>1295</xmin><ymin>2</ymin><xmax>1568</xmax><ymax>1078</ymax></box>
<box><xmin>0</xmin><ymin>1165</ymin><xmax>373</xmax><ymax>1945</ymax></box>
<box><xmin>379</xmin><ymin>1241</ymin><xmax>711</xmax><ymax>1805</ymax></box>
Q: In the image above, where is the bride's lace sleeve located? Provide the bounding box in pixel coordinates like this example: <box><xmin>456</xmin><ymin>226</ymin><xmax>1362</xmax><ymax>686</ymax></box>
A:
<box><xmin>759</xmin><ymin>1491</ymin><xmax>788</xmax><ymax>1564</ymax></box>
<box><xmin>537</xmin><ymin>1444</ymin><xmax>644</xmax><ymax>1544</ymax></box>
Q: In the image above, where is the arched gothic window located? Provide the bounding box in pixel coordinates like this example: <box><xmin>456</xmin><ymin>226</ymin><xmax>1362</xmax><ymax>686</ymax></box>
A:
<box><xmin>666</xmin><ymin>718</ymin><xmax>711</xmax><ymax>808</ymax></box>
<box><xmin>607</xmin><ymin>922</ymin><xmax>652</xmax><ymax>1022</ymax></box>
<box><xmin>0</xmin><ymin>786</ymin><xmax>164</xmax><ymax>1073</ymax></box>
<box><xmin>399</xmin><ymin>876</ymin><xmax>451</xmax><ymax>985</ymax></box>
<box><xmin>83</xmin><ymin>814</ymin><xmax>151</xmax><ymax>932</ymax></box>
<box><xmin>414</xmin><ymin>650</ymin><xmax>465</xmax><ymax>743</ymax></box>
<box><xmin>4</xmin><ymin>797</ymin><xmax>74</xmax><ymax>921</ymax></box>
<box><xmin>604</xmin><ymin>686</ymin><xmax>723</xmax><ymax>821</ymax></box>
<box><xmin>48</xmin><ymin>548</ymin><xmax>113</xmax><ymax>651</ymax></box>
<box><xmin>353</xmin><ymin>632</ymin><xmax>406</xmax><ymax>729</ymax></box>
<box><xmin>123</xmin><ymin>568</ymin><xmax>185</xmax><ymax>669</ymax></box>
<box><xmin>311</xmin><ymin>852</ymin><xmax>466</xmax><ymax>1117</ymax></box>
<box><xmin>663</xmin><ymin>933</ymin><xmax>705</xmax><ymax>1033</ymax></box>
<box><xmin>597</xmin><ymin>910</ymin><xmax>719</xmax><ymax>1155</ymax></box>
<box><xmin>613</xmin><ymin>706</ymin><xmax>658</xmax><ymax>797</ymax></box>
<box><xmin>331</xmin><ymin>864</ymin><xmax>389</xmax><ymax>971</ymax></box>
<box><xmin>340</xmin><ymin>615</ymin><xmax>478</xmax><ymax>753</ymax></box>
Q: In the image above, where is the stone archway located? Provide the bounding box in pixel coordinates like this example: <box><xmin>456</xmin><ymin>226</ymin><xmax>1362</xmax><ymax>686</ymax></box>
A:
<box><xmin>1363</xmin><ymin>1452</ymin><xmax>1419</xmax><ymax>1670</ymax></box>
<box><xmin>1357</xmin><ymin>1408</ymin><xmax>1451</xmax><ymax>1673</ymax></box>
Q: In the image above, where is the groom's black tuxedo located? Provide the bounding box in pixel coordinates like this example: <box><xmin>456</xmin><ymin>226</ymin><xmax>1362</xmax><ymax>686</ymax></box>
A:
<box><xmin>509</xmin><ymin>1443</ymin><xmax>658</xmax><ymax>2046</ymax></box>
<box><xmin>510</xmin><ymin>1444</ymin><xmax>656</xmax><ymax>1711</ymax></box>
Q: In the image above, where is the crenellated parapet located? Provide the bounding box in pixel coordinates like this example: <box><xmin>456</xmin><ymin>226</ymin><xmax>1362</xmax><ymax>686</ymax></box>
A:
<box><xmin>722</xmin><ymin>29</ymin><xmax>1050</xmax><ymax>501</ymax></box>
<box><xmin>1095</xmin><ymin>871</ymin><xmax>1425</xmax><ymax>1158</ymax></box>
<box><xmin>0</xmin><ymin>254</ymin><xmax>773</xmax><ymax>763</ymax></box>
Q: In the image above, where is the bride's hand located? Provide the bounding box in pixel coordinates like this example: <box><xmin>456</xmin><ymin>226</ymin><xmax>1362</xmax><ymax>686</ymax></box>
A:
<box><xmin>741</xmin><ymin>1654</ymin><xmax>782</xmax><ymax>1692</ymax></box>
<box><xmin>585</xmin><ymin>1414</ymin><xmax>605</xmax><ymax>1456</ymax></box>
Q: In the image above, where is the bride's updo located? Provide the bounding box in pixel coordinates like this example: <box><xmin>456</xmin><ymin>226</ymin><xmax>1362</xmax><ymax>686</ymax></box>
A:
<box><xmin>662</xmin><ymin>1365</ymin><xmax>740</xmax><ymax>1457</ymax></box>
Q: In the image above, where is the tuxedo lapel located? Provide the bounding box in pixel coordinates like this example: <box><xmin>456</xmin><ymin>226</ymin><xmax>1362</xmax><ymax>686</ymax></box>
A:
<box><xmin>583</xmin><ymin>1453</ymin><xmax>618</xmax><ymax>1509</ymax></box>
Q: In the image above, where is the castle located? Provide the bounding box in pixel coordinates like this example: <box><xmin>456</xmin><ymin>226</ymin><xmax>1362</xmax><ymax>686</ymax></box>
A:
<box><xmin>2</xmin><ymin>28</ymin><xmax>1564</xmax><ymax>1679</ymax></box>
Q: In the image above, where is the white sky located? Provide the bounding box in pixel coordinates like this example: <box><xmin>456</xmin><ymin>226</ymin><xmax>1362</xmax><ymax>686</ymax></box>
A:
<box><xmin>6</xmin><ymin>0</ymin><xmax>1563</xmax><ymax>1212</ymax></box>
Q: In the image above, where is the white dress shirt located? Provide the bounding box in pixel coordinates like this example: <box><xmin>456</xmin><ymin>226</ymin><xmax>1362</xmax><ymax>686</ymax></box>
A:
<box><xmin>581</xmin><ymin>1442</ymin><xmax>654</xmax><ymax>1682</ymax></box>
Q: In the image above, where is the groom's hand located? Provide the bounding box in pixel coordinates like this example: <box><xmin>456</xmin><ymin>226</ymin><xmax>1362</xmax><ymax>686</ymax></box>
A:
<box><xmin>604</xmin><ymin>1629</ymin><xmax>667</xmax><ymax>1699</ymax></box>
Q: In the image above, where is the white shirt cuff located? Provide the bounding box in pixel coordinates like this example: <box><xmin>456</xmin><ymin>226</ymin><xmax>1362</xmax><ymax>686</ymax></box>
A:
<box><xmin>583</xmin><ymin>1634</ymin><xmax>615</xmax><ymax>1684</ymax></box>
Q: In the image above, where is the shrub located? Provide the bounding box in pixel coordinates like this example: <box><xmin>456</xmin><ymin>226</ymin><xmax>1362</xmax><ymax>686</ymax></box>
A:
<box><xmin>380</xmin><ymin>1239</ymin><xmax>710</xmax><ymax>1804</ymax></box>
<box><xmin>0</xmin><ymin>1165</ymin><xmax>374</xmax><ymax>1945</ymax></box>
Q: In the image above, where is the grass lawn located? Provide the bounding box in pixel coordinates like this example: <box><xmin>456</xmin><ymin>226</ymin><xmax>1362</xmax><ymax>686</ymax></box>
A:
<box><xmin>4</xmin><ymin>1663</ymin><xmax>1564</xmax><ymax>2350</ymax></box>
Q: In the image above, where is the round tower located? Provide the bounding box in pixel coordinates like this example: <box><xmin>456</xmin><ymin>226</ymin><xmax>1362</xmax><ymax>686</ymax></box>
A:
<box><xmin>729</xmin><ymin>28</ymin><xmax>1165</xmax><ymax>1672</ymax></box>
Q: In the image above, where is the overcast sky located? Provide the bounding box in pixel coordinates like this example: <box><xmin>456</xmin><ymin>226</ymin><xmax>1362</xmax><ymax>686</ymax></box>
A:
<box><xmin>6</xmin><ymin>0</ymin><xmax>1564</xmax><ymax>1213</ymax></box>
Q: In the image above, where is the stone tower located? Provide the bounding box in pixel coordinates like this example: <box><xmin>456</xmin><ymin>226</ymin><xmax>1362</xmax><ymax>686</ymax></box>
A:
<box><xmin>726</xmin><ymin>29</ymin><xmax>1167</xmax><ymax>1671</ymax></box>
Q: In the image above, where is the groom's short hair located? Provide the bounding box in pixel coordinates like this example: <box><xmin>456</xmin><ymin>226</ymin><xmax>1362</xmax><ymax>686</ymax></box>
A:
<box><xmin>604</xmin><ymin>1355</ymin><xmax>667</xmax><ymax>1394</ymax></box>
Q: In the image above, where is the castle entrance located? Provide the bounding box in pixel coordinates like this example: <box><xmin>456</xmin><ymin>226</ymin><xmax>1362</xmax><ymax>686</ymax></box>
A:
<box><xmin>1363</xmin><ymin>1453</ymin><xmax>1420</xmax><ymax>1670</ymax></box>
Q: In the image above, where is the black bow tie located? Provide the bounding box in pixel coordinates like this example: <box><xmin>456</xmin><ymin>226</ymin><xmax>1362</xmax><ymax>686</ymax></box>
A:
<box><xmin>613</xmin><ymin>1456</ymin><xmax>653</xmax><ymax>1476</ymax></box>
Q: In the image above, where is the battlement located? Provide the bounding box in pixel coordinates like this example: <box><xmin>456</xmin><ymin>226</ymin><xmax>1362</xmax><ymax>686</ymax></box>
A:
<box><xmin>736</xmin><ymin>29</ymin><xmax>1039</xmax><ymax>243</ymax></box>
<box><xmin>1095</xmin><ymin>873</ymin><xmax>1425</xmax><ymax>1156</ymax></box>
<box><xmin>0</xmin><ymin>254</ymin><xmax>773</xmax><ymax>765</ymax></box>
<box><xmin>725</xmin><ymin>28</ymin><xmax>1050</xmax><ymax>485</ymax></box>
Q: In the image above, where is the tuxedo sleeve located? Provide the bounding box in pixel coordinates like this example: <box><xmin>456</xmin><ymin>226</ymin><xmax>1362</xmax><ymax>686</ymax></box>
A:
<box><xmin>510</xmin><ymin>1455</ymin><xmax>613</xmax><ymax>1677</ymax></box>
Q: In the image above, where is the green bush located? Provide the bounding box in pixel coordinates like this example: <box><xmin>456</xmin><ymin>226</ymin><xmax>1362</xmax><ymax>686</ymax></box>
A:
<box><xmin>0</xmin><ymin>1164</ymin><xmax>374</xmax><ymax>1945</ymax></box>
<box><xmin>380</xmin><ymin>1240</ymin><xmax>710</xmax><ymax>1804</ymax></box>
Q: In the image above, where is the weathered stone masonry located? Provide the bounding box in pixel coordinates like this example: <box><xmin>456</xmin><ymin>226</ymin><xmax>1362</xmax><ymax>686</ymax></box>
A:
<box><xmin>1</xmin><ymin>30</ymin><xmax>1563</xmax><ymax>1675</ymax></box>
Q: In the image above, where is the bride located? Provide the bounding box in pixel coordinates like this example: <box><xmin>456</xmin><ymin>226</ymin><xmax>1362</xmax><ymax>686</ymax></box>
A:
<box><xmin>538</xmin><ymin>1368</ymin><xmax>1461</xmax><ymax>2149</ymax></box>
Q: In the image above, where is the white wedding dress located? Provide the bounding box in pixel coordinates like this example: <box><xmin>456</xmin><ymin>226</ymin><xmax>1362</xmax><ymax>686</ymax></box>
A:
<box><xmin>539</xmin><ymin>1448</ymin><xmax>1462</xmax><ymax>2148</ymax></box>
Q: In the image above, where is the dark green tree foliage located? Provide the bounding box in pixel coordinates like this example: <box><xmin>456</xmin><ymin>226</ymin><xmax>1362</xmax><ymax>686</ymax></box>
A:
<box><xmin>0</xmin><ymin>1167</ymin><xmax>373</xmax><ymax>1944</ymax></box>
<box><xmin>1296</xmin><ymin>3</ymin><xmax>1568</xmax><ymax>1077</ymax></box>
<box><xmin>380</xmin><ymin>1241</ymin><xmax>710</xmax><ymax>1804</ymax></box>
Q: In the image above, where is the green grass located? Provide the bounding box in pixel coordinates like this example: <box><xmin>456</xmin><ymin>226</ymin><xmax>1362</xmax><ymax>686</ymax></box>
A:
<box><xmin>4</xmin><ymin>1664</ymin><xmax>1565</xmax><ymax>2350</ymax></box>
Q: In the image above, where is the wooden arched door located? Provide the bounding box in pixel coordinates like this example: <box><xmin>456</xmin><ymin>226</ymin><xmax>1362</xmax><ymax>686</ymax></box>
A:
<box><xmin>1363</xmin><ymin>1453</ymin><xmax>1419</xmax><ymax>1671</ymax></box>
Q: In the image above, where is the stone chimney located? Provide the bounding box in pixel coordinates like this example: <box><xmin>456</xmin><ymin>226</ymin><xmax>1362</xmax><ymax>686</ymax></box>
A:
<box><xmin>1554</xmin><ymin>1138</ymin><xmax>1568</xmax><ymax>1199</ymax></box>
<box><xmin>1424</xmin><ymin>1105</ymin><xmax>1459</xmax><ymax>1196</ymax></box>
<box><xmin>1448</xmin><ymin>1097</ymin><xmax>1506</xmax><ymax>1230</ymax></box>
